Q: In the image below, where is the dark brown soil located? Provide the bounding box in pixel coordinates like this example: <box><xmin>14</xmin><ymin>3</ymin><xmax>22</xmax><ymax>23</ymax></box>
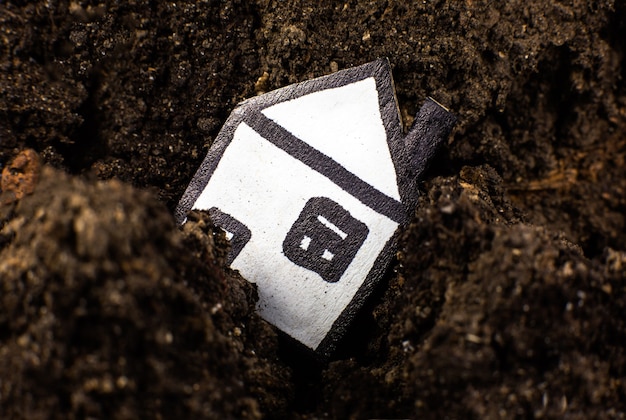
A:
<box><xmin>1</xmin><ymin>1</ymin><xmax>625</xmax><ymax>418</ymax></box>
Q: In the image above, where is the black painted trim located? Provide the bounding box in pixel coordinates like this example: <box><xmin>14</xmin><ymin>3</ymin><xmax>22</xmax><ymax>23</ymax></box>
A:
<box><xmin>243</xmin><ymin>112</ymin><xmax>407</xmax><ymax>225</ymax></box>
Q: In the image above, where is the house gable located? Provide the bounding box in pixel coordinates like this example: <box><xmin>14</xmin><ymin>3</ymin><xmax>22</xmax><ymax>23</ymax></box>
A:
<box><xmin>261</xmin><ymin>77</ymin><xmax>401</xmax><ymax>201</ymax></box>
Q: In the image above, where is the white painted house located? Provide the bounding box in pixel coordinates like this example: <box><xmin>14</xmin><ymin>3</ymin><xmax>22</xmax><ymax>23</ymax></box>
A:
<box><xmin>176</xmin><ymin>59</ymin><xmax>456</xmax><ymax>357</ymax></box>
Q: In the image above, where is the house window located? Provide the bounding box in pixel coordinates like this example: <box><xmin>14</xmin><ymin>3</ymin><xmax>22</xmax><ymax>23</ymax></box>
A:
<box><xmin>208</xmin><ymin>207</ymin><xmax>251</xmax><ymax>265</ymax></box>
<box><xmin>283</xmin><ymin>197</ymin><xmax>369</xmax><ymax>283</ymax></box>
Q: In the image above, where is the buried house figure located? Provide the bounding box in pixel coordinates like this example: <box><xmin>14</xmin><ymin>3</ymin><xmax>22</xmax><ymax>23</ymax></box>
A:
<box><xmin>176</xmin><ymin>58</ymin><xmax>456</xmax><ymax>357</ymax></box>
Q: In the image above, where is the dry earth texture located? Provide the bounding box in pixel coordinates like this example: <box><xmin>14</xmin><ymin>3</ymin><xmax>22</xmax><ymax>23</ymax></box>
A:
<box><xmin>1</xmin><ymin>1</ymin><xmax>625</xmax><ymax>418</ymax></box>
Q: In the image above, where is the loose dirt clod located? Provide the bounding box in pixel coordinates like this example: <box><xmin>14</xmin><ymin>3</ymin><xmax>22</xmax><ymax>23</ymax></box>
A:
<box><xmin>0</xmin><ymin>167</ymin><xmax>291</xmax><ymax>419</ymax></box>
<box><xmin>0</xmin><ymin>149</ymin><xmax>40</xmax><ymax>205</ymax></box>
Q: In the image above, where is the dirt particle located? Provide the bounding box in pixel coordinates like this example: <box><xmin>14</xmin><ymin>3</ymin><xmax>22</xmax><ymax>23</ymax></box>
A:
<box><xmin>254</xmin><ymin>71</ymin><xmax>270</xmax><ymax>95</ymax></box>
<box><xmin>1</xmin><ymin>149</ymin><xmax>41</xmax><ymax>205</ymax></box>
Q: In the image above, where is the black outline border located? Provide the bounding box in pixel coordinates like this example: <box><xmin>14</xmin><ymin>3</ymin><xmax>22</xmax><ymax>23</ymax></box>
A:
<box><xmin>175</xmin><ymin>58</ymin><xmax>454</xmax><ymax>358</ymax></box>
<box><xmin>175</xmin><ymin>58</ymin><xmax>409</xmax><ymax>224</ymax></box>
